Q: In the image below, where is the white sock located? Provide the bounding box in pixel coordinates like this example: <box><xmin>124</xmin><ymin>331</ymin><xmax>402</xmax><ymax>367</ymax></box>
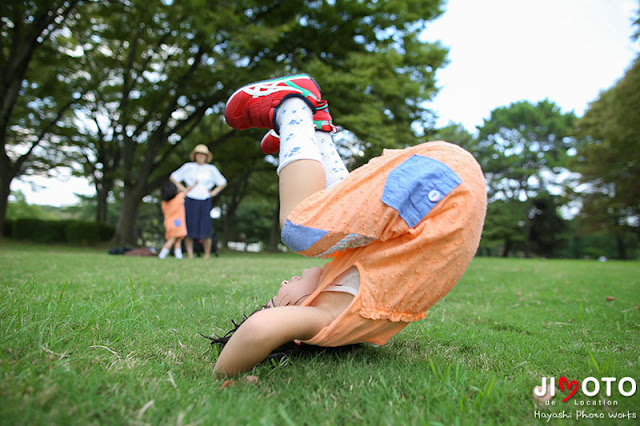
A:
<box><xmin>174</xmin><ymin>248</ymin><xmax>183</xmax><ymax>259</ymax></box>
<box><xmin>314</xmin><ymin>131</ymin><xmax>349</xmax><ymax>188</ymax></box>
<box><xmin>275</xmin><ymin>98</ymin><xmax>323</xmax><ymax>175</ymax></box>
<box><xmin>158</xmin><ymin>247</ymin><xmax>170</xmax><ymax>259</ymax></box>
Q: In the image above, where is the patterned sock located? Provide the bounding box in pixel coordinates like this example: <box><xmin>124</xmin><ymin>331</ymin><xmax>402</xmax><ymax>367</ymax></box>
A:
<box><xmin>275</xmin><ymin>97</ymin><xmax>323</xmax><ymax>175</ymax></box>
<box><xmin>314</xmin><ymin>131</ymin><xmax>349</xmax><ymax>188</ymax></box>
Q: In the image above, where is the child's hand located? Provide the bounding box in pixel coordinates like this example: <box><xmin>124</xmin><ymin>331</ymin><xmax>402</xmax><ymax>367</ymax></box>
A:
<box><xmin>184</xmin><ymin>180</ymin><xmax>198</xmax><ymax>193</ymax></box>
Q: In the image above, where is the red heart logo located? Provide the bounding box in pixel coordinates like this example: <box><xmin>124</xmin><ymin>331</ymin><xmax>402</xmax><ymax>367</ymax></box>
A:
<box><xmin>558</xmin><ymin>376</ymin><xmax>578</xmax><ymax>402</ymax></box>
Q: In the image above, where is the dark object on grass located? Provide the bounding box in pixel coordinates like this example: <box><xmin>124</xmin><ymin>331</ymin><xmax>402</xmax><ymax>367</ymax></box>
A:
<box><xmin>124</xmin><ymin>247</ymin><xmax>157</xmax><ymax>256</ymax></box>
<box><xmin>108</xmin><ymin>246</ymin><xmax>132</xmax><ymax>255</ymax></box>
<box><xmin>201</xmin><ymin>308</ymin><xmax>361</xmax><ymax>365</ymax></box>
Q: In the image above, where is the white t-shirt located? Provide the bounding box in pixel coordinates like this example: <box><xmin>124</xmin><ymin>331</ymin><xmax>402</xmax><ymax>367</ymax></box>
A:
<box><xmin>171</xmin><ymin>162</ymin><xmax>227</xmax><ymax>200</ymax></box>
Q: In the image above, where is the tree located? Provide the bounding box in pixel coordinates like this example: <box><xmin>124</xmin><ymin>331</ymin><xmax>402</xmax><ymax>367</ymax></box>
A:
<box><xmin>432</xmin><ymin>122</ymin><xmax>478</xmax><ymax>153</ymax></box>
<box><xmin>573</xmin><ymin>55</ymin><xmax>640</xmax><ymax>259</ymax></box>
<box><xmin>480</xmin><ymin>200</ymin><xmax>528</xmax><ymax>257</ymax></box>
<box><xmin>0</xmin><ymin>0</ymin><xmax>84</xmax><ymax>237</ymax></box>
<box><xmin>477</xmin><ymin>100</ymin><xmax>576</xmax><ymax>256</ymax></box>
<box><xmin>63</xmin><ymin>0</ymin><xmax>449</xmax><ymax>245</ymax></box>
<box><xmin>66</xmin><ymin>0</ymin><xmax>253</xmax><ymax>243</ymax></box>
<box><xmin>527</xmin><ymin>193</ymin><xmax>567</xmax><ymax>258</ymax></box>
<box><xmin>6</xmin><ymin>190</ymin><xmax>59</xmax><ymax>221</ymax></box>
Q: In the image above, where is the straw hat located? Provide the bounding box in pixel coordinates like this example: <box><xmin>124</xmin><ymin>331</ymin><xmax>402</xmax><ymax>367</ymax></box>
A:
<box><xmin>190</xmin><ymin>144</ymin><xmax>213</xmax><ymax>162</ymax></box>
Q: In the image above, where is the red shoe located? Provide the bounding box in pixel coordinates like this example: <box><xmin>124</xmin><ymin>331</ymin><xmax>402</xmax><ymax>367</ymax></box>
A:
<box><xmin>260</xmin><ymin>130</ymin><xmax>281</xmax><ymax>155</ymax></box>
<box><xmin>259</xmin><ymin>107</ymin><xmax>341</xmax><ymax>154</ymax></box>
<box><xmin>313</xmin><ymin>105</ymin><xmax>342</xmax><ymax>133</ymax></box>
<box><xmin>225</xmin><ymin>74</ymin><xmax>327</xmax><ymax>131</ymax></box>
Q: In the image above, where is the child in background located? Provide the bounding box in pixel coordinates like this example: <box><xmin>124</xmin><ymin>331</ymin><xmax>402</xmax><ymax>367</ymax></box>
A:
<box><xmin>158</xmin><ymin>181</ymin><xmax>195</xmax><ymax>259</ymax></box>
<box><xmin>212</xmin><ymin>74</ymin><xmax>487</xmax><ymax>376</ymax></box>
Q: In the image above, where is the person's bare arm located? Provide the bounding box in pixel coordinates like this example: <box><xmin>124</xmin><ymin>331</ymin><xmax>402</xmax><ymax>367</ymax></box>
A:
<box><xmin>213</xmin><ymin>305</ymin><xmax>333</xmax><ymax>376</ymax></box>
<box><xmin>169</xmin><ymin>176</ymin><xmax>187</xmax><ymax>193</ymax></box>
<box><xmin>210</xmin><ymin>182</ymin><xmax>226</xmax><ymax>198</ymax></box>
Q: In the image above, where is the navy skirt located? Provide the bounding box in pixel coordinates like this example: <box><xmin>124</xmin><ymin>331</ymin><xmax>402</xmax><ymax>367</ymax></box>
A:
<box><xmin>184</xmin><ymin>197</ymin><xmax>212</xmax><ymax>239</ymax></box>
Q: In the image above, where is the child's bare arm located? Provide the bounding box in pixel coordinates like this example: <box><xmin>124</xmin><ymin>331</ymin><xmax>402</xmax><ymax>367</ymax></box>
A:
<box><xmin>213</xmin><ymin>306</ymin><xmax>333</xmax><ymax>376</ymax></box>
<box><xmin>184</xmin><ymin>180</ymin><xmax>198</xmax><ymax>193</ymax></box>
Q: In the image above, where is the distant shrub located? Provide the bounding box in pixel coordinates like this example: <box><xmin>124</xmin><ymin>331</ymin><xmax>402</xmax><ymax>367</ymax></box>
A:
<box><xmin>65</xmin><ymin>220</ymin><xmax>101</xmax><ymax>244</ymax></box>
<box><xmin>97</xmin><ymin>222</ymin><xmax>115</xmax><ymax>241</ymax></box>
<box><xmin>10</xmin><ymin>219</ymin><xmax>114</xmax><ymax>245</ymax></box>
<box><xmin>3</xmin><ymin>219</ymin><xmax>14</xmax><ymax>238</ymax></box>
<box><xmin>12</xmin><ymin>218</ymin><xmax>66</xmax><ymax>243</ymax></box>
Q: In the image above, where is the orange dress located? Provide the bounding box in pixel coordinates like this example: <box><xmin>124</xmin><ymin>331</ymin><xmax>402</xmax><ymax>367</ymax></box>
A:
<box><xmin>161</xmin><ymin>193</ymin><xmax>187</xmax><ymax>240</ymax></box>
<box><xmin>281</xmin><ymin>141</ymin><xmax>487</xmax><ymax>347</ymax></box>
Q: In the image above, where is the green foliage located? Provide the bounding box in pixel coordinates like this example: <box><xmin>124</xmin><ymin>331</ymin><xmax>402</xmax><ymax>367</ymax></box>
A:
<box><xmin>527</xmin><ymin>194</ymin><xmax>568</xmax><ymax>258</ymax></box>
<box><xmin>64</xmin><ymin>220</ymin><xmax>114</xmax><ymax>244</ymax></box>
<box><xmin>59</xmin><ymin>194</ymin><xmax>121</xmax><ymax>225</ymax></box>
<box><xmin>10</xmin><ymin>218</ymin><xmax>114</xmax><ymax>244</ymax></box>
<box><xmin>478</xmin><ymin>100</ymin><xmax>576</xmax><ymax>203</ymax></box>
<box><xmin>232</xmin><ymin>197</ymin><xmax>276</xmax><ymax>244</ymax></box>
<box><xmin>0</xmin><ymin>0</ymin><xmax>87</xmax><ymax>237</ymax></box>
<box><xmin>479</xmin><ymin>200</ymin><xmax>528</xmax><ymax>257</ymax></box>
<box><xmin>432</xmin><ymin>122</ymin><xmax>478</xmax><ymax>154</ymax></box>
<box><xmin>561</xmin><ymin>229</ymin><xmax>638</xmax><ymax>260</ymax></box>
<box><xmin>51</xmin><ymin>0</ymin><xmax>449</xmax><ymax>244</ymax></box>
<box><xmin>11</xmin><ymin>218</ymin><xmax>67</xmax><ymax>242</ymax></box>
<box><xmin>2</xmin><ymin>219</ymin><xmax>13</xmax><ymax>237</ymax></box>
<box><xmin>476</xmin><ymin>100</ymin><xmax>576</xmax><ymax>257</ymax></box>
<box><xmin>6</xmin><ymin>190</ymin><xmax>60</xmax><ymax>221</ymax></box>
<box><xmin>573</xmin><ymin>55</ymin><xmax>640</xmax><ymax>249</ymax></box>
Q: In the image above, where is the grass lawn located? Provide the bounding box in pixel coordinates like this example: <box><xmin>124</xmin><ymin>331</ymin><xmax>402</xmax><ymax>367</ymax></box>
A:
<box><xmin>1</xmin><ymin>242</ymin><xmax>639</xmax><ymax>425</ymax></box>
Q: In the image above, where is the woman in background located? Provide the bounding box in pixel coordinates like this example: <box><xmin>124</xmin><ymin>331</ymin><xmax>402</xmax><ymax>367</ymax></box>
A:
<box><xmin>170</xmin><ymin>144</ymin><xmax>227</xmax><ymax>259</ymax></box>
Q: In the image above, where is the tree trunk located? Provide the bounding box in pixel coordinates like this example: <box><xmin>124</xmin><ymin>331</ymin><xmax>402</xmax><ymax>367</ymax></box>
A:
<box><xmin>502</xmin><ymin>238</ymin><xmax>511</xmax><ymax>258</ymax></box>
<box><xmin>96</xmin><ymin>185</ymin><xmax>109</xmax><ymax>223</ymax></box>
<box><xmin>220</xmin><ymin>171</ymin><xmax>252</xmax><ymax>247</ymax></box>
<box><xmin>615</xmin><ymin>232</ymin><xmax>627</xmax><ymax>260</ymax></box>
<box><xmin>95</xmin><ymin>175</ymin><xmax>116</xmax><ymax>223</ymax></box>
<box><xmin>222</xmin><ymin>198</ymin><xmax>239</xmax><ymax>247</ymax></box>
<box><xmin>113</xmin><ymin>189</ymin><xmax>143</xmax><ymax>246</ymax></box>
<box><xmin>0</xmin><ymin>169</ymin><xmax>13</xmax><ymax>239</ymax></box>
<box><xmin>266</xmin><ymin>199</ymin><xmax>281</xmax><ymax>252</ymax></box>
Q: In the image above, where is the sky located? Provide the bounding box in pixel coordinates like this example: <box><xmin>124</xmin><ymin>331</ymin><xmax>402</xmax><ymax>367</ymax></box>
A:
<box><xmin>11</xmin><ymin>0</ymin><xmax>639</xmax><ymax>207</ymax></box>
<box><xmin>420</xmin><ymin>0</ymin><xmax>638</xmax><ymax>130</ymax></box>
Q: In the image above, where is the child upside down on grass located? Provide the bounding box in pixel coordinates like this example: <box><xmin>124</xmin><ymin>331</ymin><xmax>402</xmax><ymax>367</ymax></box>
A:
<box><xmin>210</xmin><ymin>74</ymin><xmax>486</xmax><ymax>376</ymax></box>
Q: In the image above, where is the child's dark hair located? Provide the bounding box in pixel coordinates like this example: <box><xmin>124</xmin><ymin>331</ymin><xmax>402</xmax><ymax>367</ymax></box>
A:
<box><xmin>161</xmin><ymin>181</ymin><xmax>178</xmax><ymax>201</ymax></box>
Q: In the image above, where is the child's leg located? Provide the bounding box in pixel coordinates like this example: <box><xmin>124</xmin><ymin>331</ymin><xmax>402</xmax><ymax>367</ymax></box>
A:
<box><xmin>173</xmin><ymin>238</ymin><xmax>183</xmax><ymax>259</ymax></box>
<box><xmin>261</xmin><ymin>129</ymin><xmax>349</xmax><ymax>190</ymax></box>
<box><xmin>314</xmin><ymin>131</ymin><xmax>349</xmax><ymax>188</ymax></box>
<box><xmin>223</xmin><ymin>75</ymin><xmax>340</xmax><ymax>230</ymax></box>
<box><xmin>275</xmin><ymin>97</ymin><xmax>326</xmax><ymax>227</ymax></box>
<box><xmin>159</xmin><ymin>237</ymin><xmax>177</xmax><ymax>259</ymax></box>
<box><xmin>279</xmin><ymin>161</ymin><xmax>325</xmax><ymax>227</ymax></box>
